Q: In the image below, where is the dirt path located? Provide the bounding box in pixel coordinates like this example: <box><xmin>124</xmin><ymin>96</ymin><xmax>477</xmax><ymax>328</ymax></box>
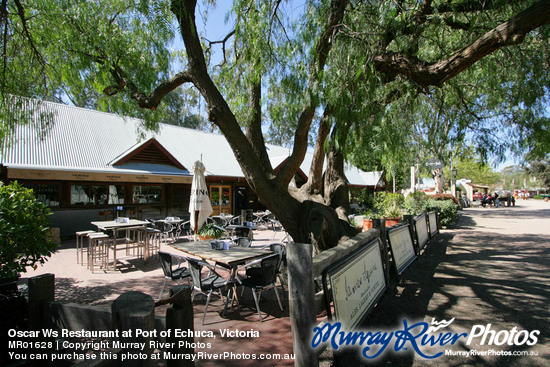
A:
<box><xmin>334</xmin><ymin>199</ymin><xmax>550</xmax><ymax>366</ymax></box>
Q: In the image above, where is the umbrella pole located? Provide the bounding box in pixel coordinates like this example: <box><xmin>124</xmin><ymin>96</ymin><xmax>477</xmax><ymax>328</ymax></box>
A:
<box><xmin>194</xmin><ymin>211</ymin><xmax>199</xmax><ymax>241</ymax></box>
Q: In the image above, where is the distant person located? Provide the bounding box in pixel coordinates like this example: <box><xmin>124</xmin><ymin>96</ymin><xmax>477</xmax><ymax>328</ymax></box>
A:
<box><xmin>494</xmin><ymin>192</ymin><xmax>500</xmax><ymax>208</ymax></box>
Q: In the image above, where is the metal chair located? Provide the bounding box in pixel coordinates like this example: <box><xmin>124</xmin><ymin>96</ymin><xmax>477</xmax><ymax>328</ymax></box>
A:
<box><xmin>176</xmin><ymin>221</ymin><xmax>191</xmax><ymax>239</ymax></box>
<box><xmin>234</xmin><ymin>237</ymin><xmax>252</xmax><ymax>247</ymax></box>
<box><xmin>186</xmin><ymin>258</ymin><xmax>236</xmax><ymax>325</ymax></box>
<box><xmin>246</xmin><ymin>243</ymin><xmax>286</xmax><ymax>289</ymax></box>
<box><xmin>156</xmin><ymin>221</ymin><xmax>176</xmax><ymax>243</ymax></box>
<box><xmin>157</xmin><ymin>251</ymin><xmax>191</xmax><ymax>300</ymax></box>
<box><xmin>239</xmin><ymin>253</ymin><xmax>284</xmax><ymax>321</ymax></box>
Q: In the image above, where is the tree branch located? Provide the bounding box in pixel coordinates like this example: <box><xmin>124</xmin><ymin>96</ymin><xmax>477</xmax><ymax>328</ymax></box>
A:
<box><xmin>205</xmin><ymin>29</ymin><xmax>235</xmax><ymax>67</ymax></box>
<box><xmin>105</xmin><ymin>66</ymin><xmax>194</xmax><ymax>110</ymax></box>
<box><xmin>245</xmin><ymin>80</ymin><xmax>273</xmax><ymax>173</ymax></box>
<box><xmin>13</xmin><ymin>0</ymin><xmax>45</xmax><ymax>67</ymax></box>
<box><xmin>374</xmin><ymin>0</ymin><xmax>550</xmax><ymax>88</ymax></box>
<box><xmin>277</xmin><ymin>0</ymin><xmax>349</xmax><ymax>187</ymax></box>
<box><xmin>303</xmin><ymin>106</ymin><xmax>333</xmax><ymax>196</ymax></box>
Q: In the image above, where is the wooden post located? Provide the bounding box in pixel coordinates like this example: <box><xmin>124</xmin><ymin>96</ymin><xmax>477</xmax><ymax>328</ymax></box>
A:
<box><xmin>112</xmin><ymin>291</ymin><xmax>155</xmax><ymax>367</ymax></box>
<box><xmin>373</xmin><ymin>219</ymin><xmax>390</xmax><ymax>284</ymax></box>
<box><xmin>28</xmin><ymin>273</ymin><xmax>55</xmax><ymax>330</ymax></box>
<box><xmin>166</xmin><ymin>285</ymin><xmax>194</xmax><ymax>367</ymax></box>
<box><xmin>403</xmin><ymin>214</ymin><xmax>418</xmax><ymax>254</ymax></box>
<box><xmin>287</xmin><ymin>242</ymin><xmax>317</xmax><ymax>367</ymax></box>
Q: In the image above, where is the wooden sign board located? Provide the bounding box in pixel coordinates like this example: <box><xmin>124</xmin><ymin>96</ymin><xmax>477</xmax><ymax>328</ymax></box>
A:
<box><xmin>428</xmin><ymin>211</ymin><xmax>439</xmax><ymax>237</ymax></box>
<box><xmin>8</xmin><ymin>167</ymin><xmax>192</xmax><ymax>184</ymax></box>
<box><xmin>322</xmin><ymin>238</ymin><xmax>387</xmax><ymax>330</ymax></box>
<box><xmin>414</xmin><ymin>214</ymin><xmax>429</xmax><ymax>252</ymax></box>
<box><xmin>387</xmin><ymin>224</ymin><xmax>417</xmax><ymax>275</ymax></box>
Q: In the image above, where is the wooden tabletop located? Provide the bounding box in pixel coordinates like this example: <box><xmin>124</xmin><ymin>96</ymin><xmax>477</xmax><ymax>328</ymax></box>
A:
<box><xmin>91</xmin><ymin>219</ymin><xmax>149</xmax><ymax>230</ymax></box>
<box><xmin>170</xmin><ymin>241</ymin><xmax>271</xmax><ymax>267</ymax></box>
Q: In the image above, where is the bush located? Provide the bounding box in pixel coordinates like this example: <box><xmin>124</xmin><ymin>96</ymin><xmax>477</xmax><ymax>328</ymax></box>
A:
<box><xmin>0</xmin><ymin>181</ymin><xmax>57</xmax><ymax>278</ymax></box>
<box><xmin>424</xmin><ymin>199</ymin><xmax>459</xmax><ymax>228</ymax></box>
<box><xmin>533</xmin><ymin>195</ymin><xmax>543</xmax><ymax>200</ymax></box>
<box><xmin>431</xmin><ymin>193</ymin><xmax>460</xmax><ymax>205</ymax></box>
<box><xmin>404</xmin><ymin>192</ymin><xmax>459</xmax><ymax>228</ymax></box>
<box><xmin>373</xmin><ymin>192</ymin><xmax>405</xmax><ymax>218</ymax></box>
<box><xmin>404</xmin><ymin>191</ymin><xmax>429</xmax><ymax>215</ymax></box>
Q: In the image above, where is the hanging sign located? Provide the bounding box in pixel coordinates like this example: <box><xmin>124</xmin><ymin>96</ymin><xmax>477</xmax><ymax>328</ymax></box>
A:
<box><xmin>426</xmin><ymin>158</ymin><xmax>444</xmax><ymax>170</ymax></box>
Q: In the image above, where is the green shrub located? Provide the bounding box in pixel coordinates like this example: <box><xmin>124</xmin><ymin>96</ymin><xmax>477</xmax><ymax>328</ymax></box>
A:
<box><xmin>404</xmin><ymin>192</ymin><xmax>459</xmax><ymax>228</ymax></box>
<box><xmin>373</xmin><ymin>192</ymin><xmax>405</xmax><ymax>218</ymax></box>
<box><xmin>424</xmin><ymin>199</ymin><xmax>459</xmax><ymax>228</ymax></box>
<box><xmin>0</xmin><ymin>181</ymin><xmax>57</xmax><ymax>278</ymax></box>
<box><xmin>533</xmin><ymin>195</ymin><xmax>543</xmax><ymax>200</ymax></box>
<box><xmin>404</xmin><ymin>191</ymin><xmax>429</xmax><ymax>216</ymax></box>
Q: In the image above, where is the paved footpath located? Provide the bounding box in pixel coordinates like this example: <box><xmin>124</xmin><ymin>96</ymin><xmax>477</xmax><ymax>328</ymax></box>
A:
<box><xmin>334</xmin><ymin>199</ymin><xmax>549</xmax><ymax>367</ymax></box>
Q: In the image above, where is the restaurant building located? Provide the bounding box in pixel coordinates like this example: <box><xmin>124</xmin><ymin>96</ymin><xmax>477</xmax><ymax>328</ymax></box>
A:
<box><xmin>0</xmin><ymin>100</ymin><xmax>385</xmax><ymax>236</ymax></box>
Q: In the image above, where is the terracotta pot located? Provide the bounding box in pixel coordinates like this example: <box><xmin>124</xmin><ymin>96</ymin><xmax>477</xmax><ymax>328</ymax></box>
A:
<box><xmin>362</xmin><ymin>219</ymin><xmax>374</xmax><ymax>232</ymax></box>
<box><xmin>198</xmin><ymin>235</ymin><xmax>215</xmax><ymax>241</ymax></box>
<box><xmin>384</xmin><ymin>218</ymin><xmax>401</xmax><ymax>227</ymax></box>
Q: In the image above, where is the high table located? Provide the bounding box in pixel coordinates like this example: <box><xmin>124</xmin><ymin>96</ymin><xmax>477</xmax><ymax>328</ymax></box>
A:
<box><xmin>91</xmin><ymin>219</ymin><xmax>149</xmax><ymax>270</ymax></box>
<box><xmin>170</xmin><ymin>240</ymin><xmax>272</xmax><ymax>315</ymax></box>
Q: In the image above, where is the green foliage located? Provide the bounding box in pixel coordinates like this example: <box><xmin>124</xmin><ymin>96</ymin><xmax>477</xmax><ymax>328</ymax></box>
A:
<box><xmin>404</xmin><ymin>191</ymin><xmax>430</xmax><ymax>215</ymax></box>
<box><xmin>424</xmin><ymin>200</ymin><xmax>459</xmax><ymax>229</ymax></box>
<box><xmin>405</xmin><ymin>192</ymin><xmax>459</xmax><ymax>228</ymax></box>
<box><xmin>373</xmin><ymin>192</ymin><xmax>405</xmax><ymax>219</ymax></box>
<box><xmin>197</xmin><ymin>222</ymin><xmax>225</xmax><ymax>239</ymax></box>
<box><xmin>533</xmin><ymin>195</ymin><xmax>543</xmax><ymax>200</ymax></box>
<box><xmin>454</xmin><ymin>154</ymin><xmax>501</xmax><ymax>186</ymax></box>
<box><xmin>0</xmin><ymin>181</ymin><xmax>57</xmax><ymax>278</ymax></box>
<box><xmin>527</xmin><ymin>157</ymin><xmax>550</xmax><ymax>188</ymax></box>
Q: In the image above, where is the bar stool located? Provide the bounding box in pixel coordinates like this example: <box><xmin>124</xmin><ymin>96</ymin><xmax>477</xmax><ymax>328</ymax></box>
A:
<box><xmin>75</xmin><ymin>230</ymin><xmax>95</xmax><ymax>265</ymax></box>
<box><xmin>87</xmin><ymin>232</ymin><xmax>110</xmax><ymax>272</ymax></box>
<box><xmin>139</xmin><ymin>227</ymin><xmax>161</xmax><ymax>262</ymax></box>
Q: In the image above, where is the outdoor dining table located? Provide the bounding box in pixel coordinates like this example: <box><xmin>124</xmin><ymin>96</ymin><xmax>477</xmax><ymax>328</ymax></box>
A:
<box><xmin>170</xmin><ymin>240</ymin><xmax>272</xmax><ymax>315</ymax></box>
<box><xmin>91</xmin><ymin>219</ymin><xmax>149</xmax><ymax>270</ymax></box>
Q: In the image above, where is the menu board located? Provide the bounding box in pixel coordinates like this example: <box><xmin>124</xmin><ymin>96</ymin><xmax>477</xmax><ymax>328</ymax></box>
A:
<box><xmin>415</xmin><ymin>214</ymin><xmax>429</xmax><ymax>252</ymax></box>
<box><xmin>323</xmin><ymin>239</ymin><xmax>387</xmax><ymax>329</ymax></box>
<box><xmin>387</xmin><ymin>224</ymin><xmax>417</xmax><ymax>275</ymax></box>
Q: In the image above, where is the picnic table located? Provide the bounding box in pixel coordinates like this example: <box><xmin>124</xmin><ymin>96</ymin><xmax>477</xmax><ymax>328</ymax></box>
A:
<box><xmin>170</xmin><ymin>240</ymin><xmax>272</xmax><ymax>315</ymax></box>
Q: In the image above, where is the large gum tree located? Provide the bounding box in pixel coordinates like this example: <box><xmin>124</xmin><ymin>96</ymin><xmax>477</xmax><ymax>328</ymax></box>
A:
<box><xmin>2</xmin><ymin>0</ymin><xmax>550</xmax><ymax>252</ymax></box>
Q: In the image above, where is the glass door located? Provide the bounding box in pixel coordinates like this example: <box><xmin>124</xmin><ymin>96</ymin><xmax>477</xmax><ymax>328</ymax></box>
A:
<box><xmin>209</xmin><ymin>185</ymin><xmax>232</xmax><ymax>214</ymax></box>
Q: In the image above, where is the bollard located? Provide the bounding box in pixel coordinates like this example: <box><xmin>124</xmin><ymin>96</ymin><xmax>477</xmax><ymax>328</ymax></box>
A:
<box><xmin>166</xmin><ymin>285</ymin><xmax>194</xmax><ymax>367</ymax></box>
<box><xmin>28</xmin><ymin>273</ymin><xmax>55</xmax><ymax>331</ymax></box>
<box><xmin>112</xmin><ymin>291</ymin><xmax>155</xmax><ymax>367</ymax></box>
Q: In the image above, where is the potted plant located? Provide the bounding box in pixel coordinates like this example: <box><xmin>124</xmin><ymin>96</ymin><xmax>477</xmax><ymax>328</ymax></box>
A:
<box><xmin>374</xmin><ymin>192</ymin><xmax>404</xmax><ymax>227</ymax></box>
<box><xmin>383</xmin><ymin>207</ymin><xmax>403</xmax><ymax>227</ymax></box>
<box><xmin>362</xmin><ymin>210</ymin><xmax>378</xmax><ymax>231</ymax></box>
<box><xmin>197</xmin><ymin>222</ymin><xmax>225</xmax><ymax>240</ymax></box>
<box><xmin>0</xmin><ymin>181</ymin><xmax>57</xmax><ymax>290</ymax></box>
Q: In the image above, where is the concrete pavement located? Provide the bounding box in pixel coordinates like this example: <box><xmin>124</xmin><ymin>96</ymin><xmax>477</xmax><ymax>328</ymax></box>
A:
<box><xmin>335</xmin><ymin>198</ymin><xmax>550</xmax><ymax>366</ymax></box>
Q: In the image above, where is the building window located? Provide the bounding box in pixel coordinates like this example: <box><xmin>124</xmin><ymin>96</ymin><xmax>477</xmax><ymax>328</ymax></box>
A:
<box><xmin>132</xmin><ymin>185</ymin><xmax>162</xmax><ymax>204</ymax></box>
<box><xmin>108</xmin><ymin>185</ymin><xmax>125</xmax><ymax>204</ymax></box>
<box><xmin>24</xmin><ymin>183</ymin><xmax>60</xmax><ymax>207</ymax></box>
<box><xmin>70</xmin><ymin>184</ymin><xmax>125</xmax><ymax>206</ymax></box>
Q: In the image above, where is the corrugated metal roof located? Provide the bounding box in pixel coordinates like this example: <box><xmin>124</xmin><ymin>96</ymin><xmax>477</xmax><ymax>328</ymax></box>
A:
<box><xmin>1</xmin><ymin>100</ymin><xmax>377</xmax><ymax>185</ymax></box>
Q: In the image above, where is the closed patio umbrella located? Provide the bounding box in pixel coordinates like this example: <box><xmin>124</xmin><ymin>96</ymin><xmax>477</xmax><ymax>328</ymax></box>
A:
<box><xmin>189</xmin><ymin>161</ymin><xmax>213</xmax><ymax>239</ymax></box>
